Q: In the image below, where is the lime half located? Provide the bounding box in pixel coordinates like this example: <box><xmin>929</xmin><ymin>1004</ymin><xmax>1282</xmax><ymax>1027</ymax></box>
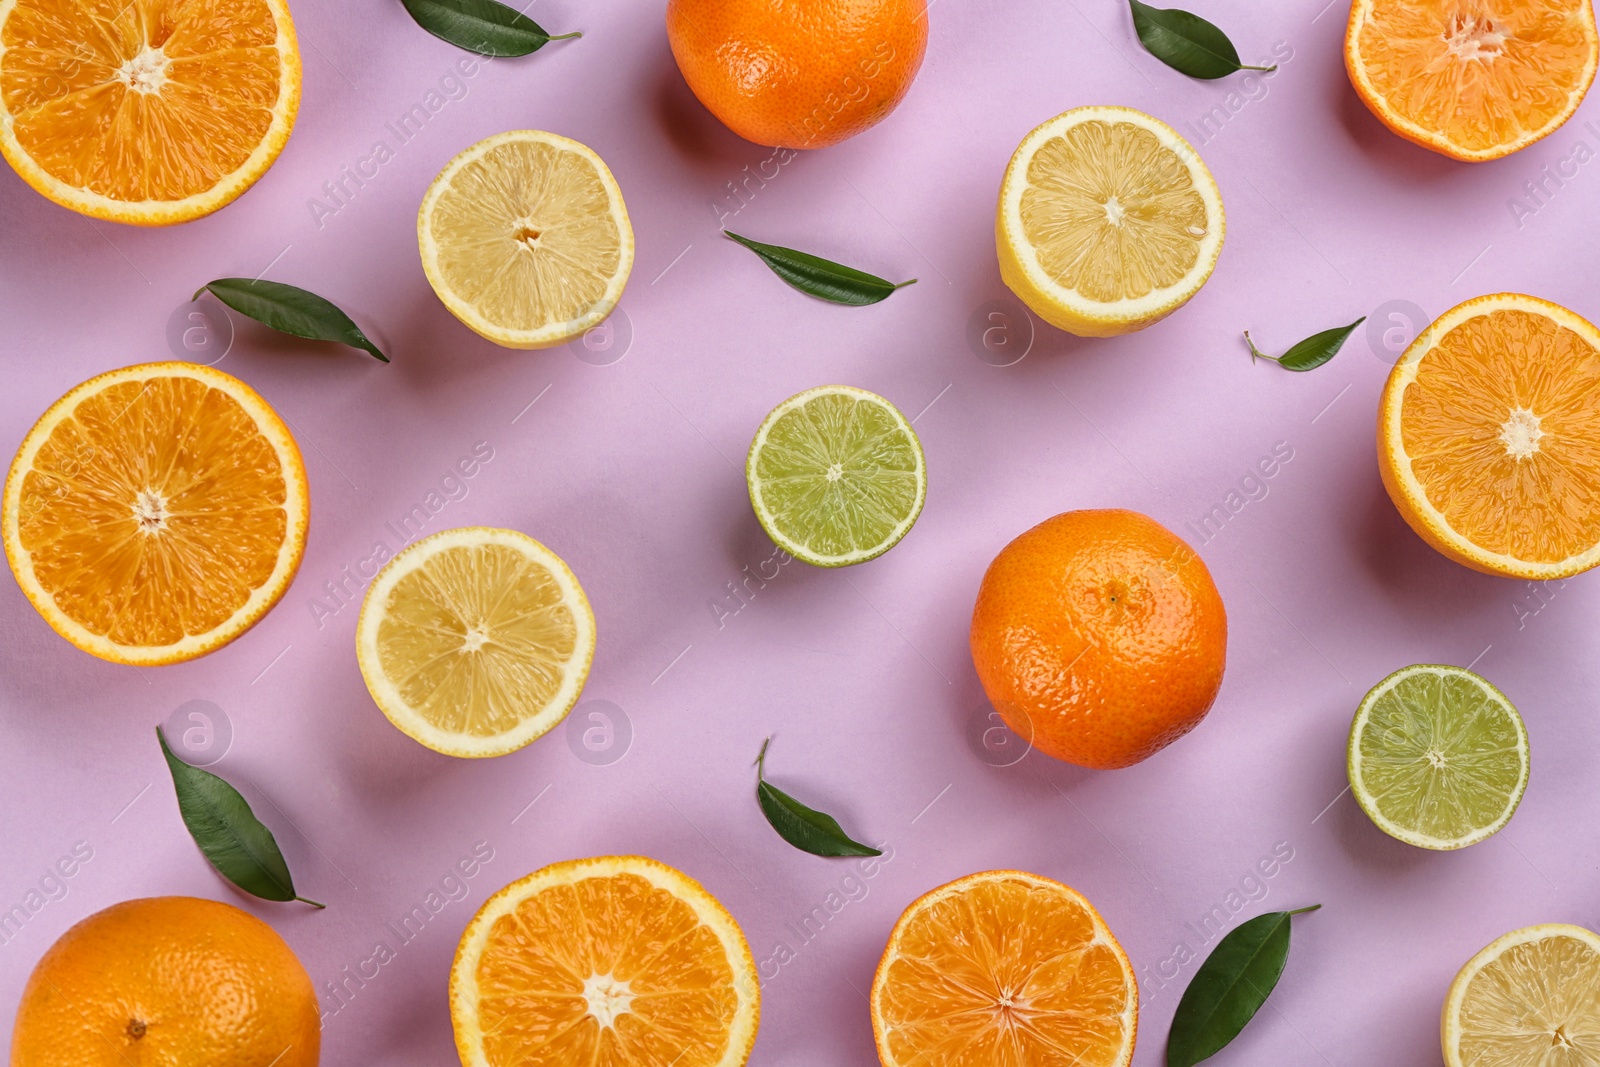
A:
<box><xmin>746</xmin><ymin>385</ymin><xmax>927</xmax><ymax>567</ymax></box>
<box><xmin>1347</xmin><ymin>664</ymin><xmax>1529</xmax><ymax>850</ymax></box>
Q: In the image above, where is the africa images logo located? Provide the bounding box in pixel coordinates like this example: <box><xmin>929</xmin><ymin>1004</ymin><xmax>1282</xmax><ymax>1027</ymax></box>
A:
<box><xmin>307</xmin><ymin>441</ymin><xmax>494</xmax><ymax>629</ymax></box>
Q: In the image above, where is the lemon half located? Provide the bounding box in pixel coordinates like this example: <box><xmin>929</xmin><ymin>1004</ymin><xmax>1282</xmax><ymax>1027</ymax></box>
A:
<box><xmin>997</xmin><ymin>106</ymin><xmax>1224</xmax><ymax>337</ymax></box>
<box><xmin>356</xmin><ymin>526</ymin><xmax>595</xmax><ymax>758</ymax></box>
<box><xmin>419</xmin><ymin>130</ymin><xmax>633</xmax><ymax>349</ymax></box>
<box><xmin>1443</xmin><ymin>924</ymin><xmax>1600</xmax><ymax>1066</ymax></box>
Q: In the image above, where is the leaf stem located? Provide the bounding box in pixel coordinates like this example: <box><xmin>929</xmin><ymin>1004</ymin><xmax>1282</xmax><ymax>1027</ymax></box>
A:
<box><xmin>1241</xmin><ymin>63</ymin><xmax>1278</xmax><ymax>72</ymax></box>
<box><xmin>1285</xmin><ymin>904</ymin><xmax>1322</xmax><ymax>916</ymax></box>
<box><xmin>891</xmin><ymin>279</ymin><xmax>919</xmax><ymax>290</ymax></box>
<box><xmin>1243</xmin><ymin>331</ymin><xmax>1278</xmax><ymax>364</ymax></box>
<box><xmin>754</xmin><ymin>736</ymin><xmax>772</xmax><ymax>776</ymax></box>
<box><xmin>296</xmin><ymin>896</ymin><xmax>328</xmax><ymax>909</ymax></box>
<box><xmin>548</xmin><ymin>30</ymin><xmax>581</xmax><ymax>40</ymax></box>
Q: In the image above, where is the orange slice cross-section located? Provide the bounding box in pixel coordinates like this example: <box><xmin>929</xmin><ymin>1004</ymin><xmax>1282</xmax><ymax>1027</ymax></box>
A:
<box><xmin>0</xmin><ymin>0</ymin><xmax>301</xmax><ymax>224</ymax></box>
<box><xmin>3</xmin><ymin>362</ymin><xmax>308</xmax><ymax>664</ymax></box>
<box><xmin>872</xmin><ymin>870</ymin><xmax>1138</xmax><ymax>1067</ymax></box>
<box><xmin>451</xmin><ymin>856</ymin><xmax>760</xmax><ymax>1067</ymax></box>
<box><xmin>1380</xmin><ymin>294</ymin><xmax>1600</xmax><ymax>578</ymax></box>
<box><xmin>1346</xmin><ymin>0</ymin><xmax>1598</xmax><ymax>161</ymax></box>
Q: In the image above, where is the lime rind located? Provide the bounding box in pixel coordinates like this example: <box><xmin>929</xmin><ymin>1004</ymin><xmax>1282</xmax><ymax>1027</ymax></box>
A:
<box><xmin>746</xmin><ymin>386</ymin><xmax>927</xmax><ymax>568</ymax></box>
<box><xmin>1347</xmin><ymin>664</ymin><xmax>1529</xmax><ymax>850</ymax></box>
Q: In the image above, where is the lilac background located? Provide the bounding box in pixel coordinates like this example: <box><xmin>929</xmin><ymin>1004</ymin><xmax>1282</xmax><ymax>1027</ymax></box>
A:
<box><xmin>3</xmin><ymin>0</ymin><xmax>1599</xmax><ymax>1063</ymax></box>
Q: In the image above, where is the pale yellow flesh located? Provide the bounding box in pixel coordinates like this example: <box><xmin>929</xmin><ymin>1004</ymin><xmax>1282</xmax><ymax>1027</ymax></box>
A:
<box><xmin>1446</xmin><ymin>925</ymin><xmax>1600</xmax><ymax>1066</ymax></box>
<box><xmin>1023</xmin><ymin>123</ymin><xmax>1208</xmax><ymax>302</ymax></box>
<box><xmin>998</xmin><ymin>107</ymin><xmax>1223</xmax><ymax>336</ymax></box>
<box><xmin>419</xmin><ymin>131</ymin><xmax>633</xmax><ymax>348</ymax></box>
<box><xmin>357</xmin><ymin>528</ymin><xmax>594</xmax><ymax>757</ymax></box>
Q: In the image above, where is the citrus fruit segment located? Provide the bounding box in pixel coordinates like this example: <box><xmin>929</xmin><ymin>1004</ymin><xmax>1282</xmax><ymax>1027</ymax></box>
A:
<box><xmin>451</xmin><ymin>856</ymin><xmax>760</xmax><ymax>1067</ymax></box>
<box><xmin>356</xmin><ymin>526</ymin><xmax>595</xmax><ymax>758</ymax></box>
<box><xmin>1347</xmin><ymin>664</ymin><xmax>1529</xmax><ymax>850</ymax></box>
<box><xmin>665</xmin><ymin>0</ymin><xmax>928</xmax><ymax>148</ymax></box>
<box><xmin>1378</xmin><ymin>293</ymin><xmax>1600</xmax><ymax>579</ymax></box>
<box><xmin>0</xmin><ymin>0</ymin><xmax>301</xmax><ymax>225</ymax></box>
<box><xmin>2</xmin><ymin>362</ymin><xmax>307</xmax><ymax>665</ymax></box>
<box><xmin>996</xmin><ymin>105</ymin><xmax>1224</xmax><ymax>337</ymax></box>
<box><xmin>11</xmin><ymin>896</ymin><xmax>318</xmax><ymax>1067</ymax></box>
<box><xmin>746</xmin><ymin>385</ymin><xmax>926</xmax><ymax>567</ymax></box>
<box><xmin>1346</xmin><ymin>0</ymin><xmax>1598</xmax><ymax>162</ymax></box>
<box><xmin>970</xmin><ymin>509</ymin><xmax>1227</xmax><ymax>770</ymax></box>
<box><xmin>1443</xmin><ymin>923</ymin><xmax>1600</xmax><ymax>1066</ymax></box>
<box><xmin>871</xmin><ymin>869</ymin><xmax>1137</xmax><ymax>1067</ymax></box>
<box><xmin>418</xmin><ymin>130</ymin><xmax>634</xmax><ymax>349</ymax></box>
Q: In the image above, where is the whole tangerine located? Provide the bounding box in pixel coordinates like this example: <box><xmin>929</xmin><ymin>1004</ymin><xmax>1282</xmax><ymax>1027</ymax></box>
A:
<box><xmin>10</xmin><ymin>897</ymin><xmax>320</xmax><ymax>1067</ymax></box>
<box><xmin>970</xmin><ymin>509</ymin><xmax>1227</xmax><ymax>770</ymax></box>
<box><xmin>665</xmin><ymin>0</ymin><xmax>928</xmax><ymax>149</ymax></box>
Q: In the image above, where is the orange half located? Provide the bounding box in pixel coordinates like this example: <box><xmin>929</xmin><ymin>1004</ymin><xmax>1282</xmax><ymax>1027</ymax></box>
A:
<box><xmin>871</xmin><ymin>870</ymin><xmax>1137</xmax><ymax>1067</ymax></box>
<box><xmin>0</xmin><ymin>0</ymin><xmax>301</xmax><ymax>224</ymax></box>
<box><xmin>450</xmin><ymin>856</ymin><xmax>760</xmax><ymax>1067</ymax></box>
<box><xmin>1379</xmin><ymin>293</ymin><xmax>1600</xmax><ymax>578</ymax></box>
<box><xmin>2</xmin><ymin>362</ymin><xmax>308</xmax><ymax>664</ymax></box>
<box><xmin>1346</xmin><ymin>0</ymin><xmax>1598</xmax><ymax>161</ymax></box>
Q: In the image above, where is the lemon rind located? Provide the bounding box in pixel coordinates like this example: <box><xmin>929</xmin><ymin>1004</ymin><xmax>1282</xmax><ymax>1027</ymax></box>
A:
<box><xmin>996</xmin><ymin>105</ymin><xmax>1225</xmax><ymax>338</ymax></box>
<box><xmin>354</xmin><ymin>525</ymin><xmax>596</xmax><ymax>758</ymax></box>
<box><xmin>417</xmin><ymin>129</ymin><xmax>635</xmax><ymax>350</ymax></box>
<box><xmin>1442</xmin><ymin>923</ymin><xmax>1600</xmax><ymax>1067</ymax></box>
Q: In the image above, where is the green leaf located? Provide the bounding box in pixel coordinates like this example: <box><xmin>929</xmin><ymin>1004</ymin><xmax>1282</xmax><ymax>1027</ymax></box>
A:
<box><xmin>1246</xmin><ymin>317</ymin><xmax>1365</xmax><ymax>372</ymax></box>
<box><xmin>157</xmin><ymin>727</ymin><xmax>324</xmax><ymax>908</ymax></box>
<box><xmin>399</xmin><ymin>0</ymin><xmax>580</xmax><ymax>57</ymax></box>
<box><xmin>1128</xmin><ymin>0</ymin><xmax>1275</xmax><ymax>80</ymax></box>
<box><xmin>195</xmin><ymin>278</ymin><xmax>388</xmax><ymax>361</ymax></box>
<box><xmin>754</xmin><ymin>738</ymin><xmax>882</xmax><ymax>857</ymax></box>
<box><xmin>1166</xmin><ymin>905</ymin><xmax>1319</xmax><ymax>1067</ymax></box>
<box><xmin>724</xmin><ymin>231</ymin><xmax>916</xmax><ymax>306</ymax></box>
